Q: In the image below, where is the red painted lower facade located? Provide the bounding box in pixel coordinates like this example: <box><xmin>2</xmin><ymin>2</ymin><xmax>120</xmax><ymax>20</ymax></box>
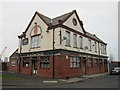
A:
<box><xmin>14</xmin><ymin>50</ymin><xmax>108</xmax><ymax>79</ymax></box>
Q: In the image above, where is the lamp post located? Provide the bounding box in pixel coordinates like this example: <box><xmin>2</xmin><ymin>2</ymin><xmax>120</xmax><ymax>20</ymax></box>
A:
<box><xmin>18</xmin><ymin>32</ymin><xmax>26</xmax><ymax>72</ymax></box>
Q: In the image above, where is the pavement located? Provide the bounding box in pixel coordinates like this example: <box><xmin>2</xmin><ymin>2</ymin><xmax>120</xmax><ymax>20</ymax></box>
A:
<box><xmin>58</xmin><ymin>72</ymin><xmax>108</xmax><ymax>84</ymax></box>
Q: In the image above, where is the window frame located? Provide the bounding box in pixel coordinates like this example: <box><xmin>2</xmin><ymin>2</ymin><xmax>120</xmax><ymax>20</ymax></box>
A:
<box><xmin>94</xmin><ymin>59</ymin><xmax>99</xmax><ymax>67</ymax></box>
<box><xmin>31</xmin><ymin>35</ymin><xmax>40</xmax><ymax>48</ymax></box>
<box><xmin>79</xmin><ymin>36</ymin><xmax>83</xmax><ymax>49</ymax></box>
<box><xmin>94</xmin><ymin>42</ymin><xmax>97</xmax><ymax>52</ymax></box>
<box><xmin>88</xmin><ymin>40</ymin><xmax>92</xmax><ymax>51</ymax></box>
<box><xmin>70</xmin><ymin>56</ymin><xmax>81</xmax><ymax>68</ymax></box>
<box><xmin>40</xmin><ymin>56</ymin><xmax>50</xmax><ymax>69</ymax></box>
<box><xmin>73</xmin><ymin>34</ymin><xmax>77</xmax><ymax>48</ymax></box>
<box><xmin>11</xmin><ymin>61</ymin><xmax>16</xmax><ymax>66</ymax></box>
<box><xmin>23</xmin><ymin>57</ymin><xmax>30</xmax><ymax>67</ymax></box>
<box><xmin>65</xmin><ymin>31</ymin><xmax>70</xmax><ymax>46</ymax></box>
<box><xmin>87</xmin><ymin>58</ymin><xmax>93</xmax><ymax>68</ymax></box>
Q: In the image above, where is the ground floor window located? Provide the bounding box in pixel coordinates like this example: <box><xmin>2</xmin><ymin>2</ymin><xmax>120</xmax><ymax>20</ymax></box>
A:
<box><xmin>11</xmin><ymin>61</ymin><xmax>16</xmax><ymax>66</ymax></box>
<box><xmin>70</xmin><ymin>56</ymin><xmax>81</xmax><ymax>68</ymax></box>
<box><xmin>94</xmin><ymin>59</ymin><xmax>99</xmax><ymax>67</ymax></box>
<box><xmin>99</xmin><ymin>59</ymin><xmax>103</xmax><ymax>66</ymax></box>
<box><xmin>40</xmin><ymin>56</ymin><xmax>50</xmax><ymax>68</ymax></box>
<box><xmin>87</xmin><ymin>58</ymin><xmax>93</xmax><ymax>68</ymax></box>
<box><xmin>23</xmin><ymin>57</ymin><xmax>30</xmax><ymax>67</ymax></box>
<box><xmin>104</xmin><ymin>59</ymin><xmax>107</xmax><ymax>65</ymax></box>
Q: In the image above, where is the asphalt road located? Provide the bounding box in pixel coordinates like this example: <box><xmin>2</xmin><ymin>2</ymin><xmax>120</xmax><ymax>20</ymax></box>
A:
<box><xmin>2</xmin><ymin>72</ymin><xmax>119</xmax><ymax>88</ymax></box>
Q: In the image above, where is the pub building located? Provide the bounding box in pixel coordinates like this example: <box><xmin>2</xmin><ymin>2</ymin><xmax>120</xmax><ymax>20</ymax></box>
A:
<box><xmin>16</xmin><ymin>10</ymin><xmax>108</xmax><ymax>78</ymax></box>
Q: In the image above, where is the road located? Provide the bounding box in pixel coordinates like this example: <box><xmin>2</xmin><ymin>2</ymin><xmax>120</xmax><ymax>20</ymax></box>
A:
<box><xmin>2</xmin><ymin>72</ymin><xmax>119</xmax><ymax>88</ymax></box>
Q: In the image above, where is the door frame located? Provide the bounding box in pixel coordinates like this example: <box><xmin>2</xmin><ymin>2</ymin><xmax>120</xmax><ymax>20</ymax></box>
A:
<box><xmin>32</xmin><ymin>57</ymin><xmax>37</xmax><ymax>75</ymax></box>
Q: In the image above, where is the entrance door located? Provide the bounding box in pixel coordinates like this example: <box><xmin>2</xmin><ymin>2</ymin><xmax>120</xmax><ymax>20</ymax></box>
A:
<box><xmin>32</xmin><ymin>57</ymin><xmax>37</xmax><ymax>75</ymax></box>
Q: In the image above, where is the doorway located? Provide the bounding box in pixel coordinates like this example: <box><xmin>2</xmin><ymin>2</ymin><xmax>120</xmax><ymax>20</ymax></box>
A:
<box><xmin>83</xmin><ymin>57</ymin><xmax>87</xmax><ymax>74</ymax></box>
<box><xmin>32</xmin><ymin>57</ymin><xmax>37</xmax><ymax>75</ymax></box>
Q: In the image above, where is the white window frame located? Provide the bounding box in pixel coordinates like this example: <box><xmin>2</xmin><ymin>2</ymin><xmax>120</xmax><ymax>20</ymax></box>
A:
<box><xmin>88</xmin><ymin>40</ymin><xmax>91</xmax><ymax>50</ymax></box>
<box><xmin>70</xmin><ymin>56</ymin><xmax>81</xmax><ymax>68</ymax></box>
<box><xmin>80</xmin><ymin>36</ymin><xmax>83</xmax><ymax>49</ymax></box>
<box><xmin>73</xmin><ymin>34</ymin><xmax>77</xmax><ymax>48</ymax></box>
<box><xmin>66</xmin><ymin>31</ymin><xmax>70</xmax><ymax>46</ymax></box>
<box><xmin>94</xmin><ymin>42</ymin><xmax>97</xmax><ymax>52</ymax></box>
<box><xmin>31</xmin><ymin>35</ymin><xmax>40</xmax><ymax>48</ymax></box>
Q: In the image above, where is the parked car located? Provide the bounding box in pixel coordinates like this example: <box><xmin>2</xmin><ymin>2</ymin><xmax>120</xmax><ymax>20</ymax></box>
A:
<box><xmin>109</xmin><ymin>67</ymin><xmax>120</xmax><ymax>75</ymax></box>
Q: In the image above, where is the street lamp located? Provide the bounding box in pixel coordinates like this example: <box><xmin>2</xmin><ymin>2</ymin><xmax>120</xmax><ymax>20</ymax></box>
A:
<box><xmin>18</xmin><ymin>32</ymin><xmax>26</xmax><ymax>72</ymax></box>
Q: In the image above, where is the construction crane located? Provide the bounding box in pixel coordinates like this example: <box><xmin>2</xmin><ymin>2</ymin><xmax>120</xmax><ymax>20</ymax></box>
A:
<box><xmin>0</xmin><ymin>47</ymin><xmax>7</xmax><ymax>61</ymax></box>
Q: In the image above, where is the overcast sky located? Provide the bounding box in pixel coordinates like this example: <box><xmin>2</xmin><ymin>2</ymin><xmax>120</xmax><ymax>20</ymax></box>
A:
<box><xmin>0</xmin><ymin>2</ymin><xmax>118</xmax><ymax>61</ymax></box>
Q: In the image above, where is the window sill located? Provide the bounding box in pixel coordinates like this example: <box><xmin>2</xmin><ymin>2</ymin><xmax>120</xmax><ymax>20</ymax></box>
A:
<box><xmin>70</xmin><ymin>67</ymin><xmax>81</xmax><ymax>69</ymax></box>
<box><xmin>73</xmin><ymin>47</ymin><xmax>78</xmax><ymax>48</ymax></box>
<box><xmin>30</xmin><ymin>46</ymin><xmax>40</xmax><ymax>49</ymax></box>
<box><xmin>23</xmin><ymin>66</ymin><xmax>30</xmax><ymax>68</ymax></box>
<box><xmin>40</xmin><ymin>68</ymin><xmax>50</xmax><ymax>69</ymax></box>
<box><xmin>65</xmin><ymin>45</ymin><xmax>71</xmax><ymax>47</ymax></box>
<box><xmin>11</xmin><ymin>65</ymin><xmax>16</xmax><ymax>67</ymax></box>
<box><xmin>95</xmin><ymin>51</ymin><xmax>97</xmax><ymax>53</ymax></box>
<box><xmin>80</xmin><ymin>47</ymin><xmax>83</xmax><ymax>49</ymax></box>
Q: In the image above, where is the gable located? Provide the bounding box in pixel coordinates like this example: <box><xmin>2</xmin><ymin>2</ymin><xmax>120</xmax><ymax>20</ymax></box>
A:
<box><xmin>63</xmin><ymin>12</ymin><xmax>85</xmax><ymax>34</ymax></box>
<box><xmin>10</xmin><ymin>49</ymin><xmax>18</xmax><ymax>58</ymax></box>
<box><xmin>25</xmin><ymin>13</ymin><xmax>48</xmax><ymax>37</ymax></box>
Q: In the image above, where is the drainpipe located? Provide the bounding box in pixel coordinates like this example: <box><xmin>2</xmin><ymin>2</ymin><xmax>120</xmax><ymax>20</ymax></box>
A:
<box><xmin>52</xmin><ymin>28</ymin><xmax>55</xmax><ymax>79</ymax></box>
<box><xmin>18</xmin><ymin>37</ymin><xmax>22</xmax><ymax>73</ymax></box>
<box><xmin>98</xmin><ymin>43</ymin><xmax>101</xmax><ymax>73</ymax></box>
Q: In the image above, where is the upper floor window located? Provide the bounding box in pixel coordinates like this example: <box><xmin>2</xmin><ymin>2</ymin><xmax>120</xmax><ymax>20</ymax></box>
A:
<box><xmin>66</xmin><ymin>31</ymin><xmax>70</xmax><ymax>46</ymax></box>
<box><xmin>104</xmin><ymin>45</ymin><xmax>107</xmax><ymax>54</ymax></box>
<box><xmin>88</xmin><ymin>40</ymin><xmax>91</xmax><ymax>51</ymax></box>
<box><xmin>73</xmin><ymin>34</ymin><xmax>77</xmax><ymax>48</ymax></box>
<box><xmin>79</xmin><ymin>36</ymin><xmax>83</xmax><ymax>49</ymax></box>
<box><xmin>31</xmin><ymin>35</ymin><xmax>40</xmax><ymax>48</ymax></box>
<box><xmin>94</xmin><ymin>42</ymin><xmax>97</xmax><ymax>52</ymax></box>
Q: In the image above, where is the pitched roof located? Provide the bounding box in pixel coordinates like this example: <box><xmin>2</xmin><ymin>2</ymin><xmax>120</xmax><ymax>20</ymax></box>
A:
<box><xmin>36</xmin><ymin>11</ymin><xmax>51</xmax><ymax>25</ymax></box>
<box><xmin>9</xmin><ymin>49</ymin><xmax>18</xmax><ymax>57</ymax></box>
<box><xmin>22</xmin><ymin>10</ymin><xmax>106</xmax><ymax>44</ymax></box>
<box><xmin>37</xmin><ymin>10</ymin><xmax>75</xmax><ymax>26</ymax></box>
<box><xmin>52</xmin><ymin>10</ymin><xmax>74</xmax><ymax>25</ymax></box>
<box><xmin>85</xmin><ymin>32</ymin><xmax>106</xmax><ymax>44</ymax></box>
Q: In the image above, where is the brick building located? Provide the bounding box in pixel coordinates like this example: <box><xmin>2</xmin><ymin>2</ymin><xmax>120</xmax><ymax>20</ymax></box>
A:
<box><xmin>8</xmin><ymin>49</ymin><xmax>18</xmax><ymax>72</ymax></box>
<box><xmin>16</xmin><ymin>10</ymin><xmax>108</xmax><ymax>78</ymax></box>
